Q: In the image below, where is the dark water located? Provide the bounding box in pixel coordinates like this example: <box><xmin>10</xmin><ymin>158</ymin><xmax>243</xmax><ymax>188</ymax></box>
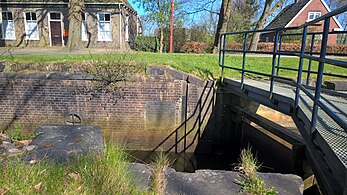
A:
<box><xmin>127</xmin><ymin>149</ymin><xmax>270</xmax><ymax>173</ymax></box>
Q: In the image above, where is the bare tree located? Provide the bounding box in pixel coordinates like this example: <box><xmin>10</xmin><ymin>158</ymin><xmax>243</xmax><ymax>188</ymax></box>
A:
<box><xmin>249</xmin><ymin>0</ymin><xmax>285</xmax><ymax>51</ymax></box>
<box><xmin>213</xmin><ymin>0</ymin><xmax>233</xmax><ymax>53</ymax></box>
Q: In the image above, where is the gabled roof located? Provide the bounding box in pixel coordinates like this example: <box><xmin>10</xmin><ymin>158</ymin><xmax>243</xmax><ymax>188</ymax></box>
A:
<box><xmin>265</xmin><ymin>0</ymin><xmax>343</xmax><ymax>30</ymax></box>
<box><xmin>265</xmin><ymin>0</ymin><xmax>310</xmax><ymax>29</ymax></box>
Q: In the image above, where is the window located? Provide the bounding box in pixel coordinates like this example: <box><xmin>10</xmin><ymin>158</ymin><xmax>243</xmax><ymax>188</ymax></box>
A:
<box><xmin>97</xmin><ymin>12</ymin><xmax>111</xmax><ymax>41</ymax></box>
<box><xmin>1</xmin><ymin>12</ymin><xmax>15</xmax><ymax>40</ymax></box>
<box><xmin>24</xmin><ymin>12</ymin><xmax>39</xmax><ymax>40</ymax></box>
<box><xmin>308</xmin><ymin>12</ymin><xmax>321</xmax><ymax>21</ymax></box>
<box><xmin>125</xmin><ymin>15</ymin><xmax>129</xmax><ymax>42</ymax></box>
<box><xmin>50</xmin><ymin>12</ymin><xmax>61</xmax><ymax>20</ymax></box>
<box><xmin>81</xmin><ymin>13</ymin><xmax>88</xmax><ymax>41</ymax></box>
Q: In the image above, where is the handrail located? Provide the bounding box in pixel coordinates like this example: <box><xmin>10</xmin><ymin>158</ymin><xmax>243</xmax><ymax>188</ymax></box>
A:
<box><xmin>148</xmin><ymin>80</ymin><xmax>215</xmax><ymax>156</ymax></box>
<box><xmin>219</xmin><ymin>5</ymin><xmax>347</xmax><ymax>135</ymax></box>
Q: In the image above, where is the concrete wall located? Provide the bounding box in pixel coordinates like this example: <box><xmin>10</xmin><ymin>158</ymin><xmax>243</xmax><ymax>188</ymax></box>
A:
<box><xmin>0</xmin><ymin>67</ymin><xmax>203</xmax><ymax>150</ymax></box>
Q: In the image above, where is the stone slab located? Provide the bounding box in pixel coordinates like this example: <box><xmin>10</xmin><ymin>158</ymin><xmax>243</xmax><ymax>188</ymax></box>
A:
<box><xmin>164</xmin><ymin>168</ymin><xmax>304</xmax><ymax>195</ymax></box>
<box><xmin>128</xmin><ymin>163</ymin><xmax>151</xmax><ymax>190</ymax></box>
<box><xmin>24</xmin><ymin>125</ymin><xmax>103</xmax><ymax>163</ymax></box>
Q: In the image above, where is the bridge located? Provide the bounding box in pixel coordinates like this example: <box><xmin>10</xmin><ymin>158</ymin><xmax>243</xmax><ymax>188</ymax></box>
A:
<box><xmin>218</xmin><ymin>5</ymin><xmax>347</xmax><ymax>195</ymax></box>
<box><xmin>144</xmin><ymin>5</ymin><xmax>347</xmax><ymax>195</ymax></box>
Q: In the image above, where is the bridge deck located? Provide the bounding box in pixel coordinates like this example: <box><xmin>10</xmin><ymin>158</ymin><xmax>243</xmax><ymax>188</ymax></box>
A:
<box><xmin>224</xmin><ymin>78</ymin><xmax>347</xmax><ymax>169</ymax></box>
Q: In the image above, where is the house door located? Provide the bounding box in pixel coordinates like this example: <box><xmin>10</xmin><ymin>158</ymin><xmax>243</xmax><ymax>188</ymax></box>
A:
<box><xmin>50</xmin><ymin>21</ymin><xmax>62</xmax><ymax>46</ymax></box>
<box><xmin>49</xmin><ymin>12</ymin><xmax>63</xmax><ymax>47</ymax></box>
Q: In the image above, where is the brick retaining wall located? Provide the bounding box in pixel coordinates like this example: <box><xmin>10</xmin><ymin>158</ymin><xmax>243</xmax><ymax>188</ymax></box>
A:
<box><xmin>0</xmin><ymin>67</ymin><xmax>203</xmax><ymax>150</ymax></box>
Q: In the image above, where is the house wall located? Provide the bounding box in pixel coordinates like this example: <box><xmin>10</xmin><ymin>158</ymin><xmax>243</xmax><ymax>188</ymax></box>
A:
<box><xmin>82</xmin><ymin>8</ymin><xmax>122</xmax><ymax>48</ymax></box>
<box><xmin>0</xmin><ymin>7</ymin><xmax>63</xmax><ymax>47</ymax></box>
<box><xmin>287</xmin><ymin>0</ymin><xmax>339</xmax><ymax>45</ymax></box>
<box><xmin>261</xmin><ymin>0</ymin><xmax>341</xmax><ymax>45</ymax></box>
<box><xmin>0</xmin><ymin>4</ymin><xmax>138</xmax><ymax>48</ymax></box>
<box><xmin>0</xmin><ymin>69</ymin><xmax>203</xmax><ymax>150</ymax></box>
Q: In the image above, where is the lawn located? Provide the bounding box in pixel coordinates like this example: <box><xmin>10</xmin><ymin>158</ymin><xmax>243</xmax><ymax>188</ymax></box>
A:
<box><xmin>0</xmin><ymin>52</ymin><xmax>346</xmax><ymax>81</ymax></box>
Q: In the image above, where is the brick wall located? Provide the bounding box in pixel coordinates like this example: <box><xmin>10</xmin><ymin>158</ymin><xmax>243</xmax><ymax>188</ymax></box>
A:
<box><xmin>0</xmin><ymin>67</ymin><xmax>204</xmax><ymax>150</ymax></box>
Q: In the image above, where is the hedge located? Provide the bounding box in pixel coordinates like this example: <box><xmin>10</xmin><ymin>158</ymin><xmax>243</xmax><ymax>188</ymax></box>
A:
<box><xmin>226</xmin><ymin>42</ymin><xmax>347</xmax><ymax>54</ymax></box>
<box><xmin>135</xmin><ymin>36</ymin><xmax>159</xmax><ymax>52</ymax></box>
<box><xmin>181</xmin><ymin>41</ymin><xmax>210</xmax><ymax>54</ymax></box>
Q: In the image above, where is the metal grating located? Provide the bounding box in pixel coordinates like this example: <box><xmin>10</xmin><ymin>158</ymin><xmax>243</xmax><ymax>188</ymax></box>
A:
<box><xmin>316</xmin><ymin>107</ymin><xmax>347</xmax><ymax>167</ymax></box>
<box><xmin>233</xmin><ymin>79</ymin><xmax>347</xmax><ymax>168</ymax></box>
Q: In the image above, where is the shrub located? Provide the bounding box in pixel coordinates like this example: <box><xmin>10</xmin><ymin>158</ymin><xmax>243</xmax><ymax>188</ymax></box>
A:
<box><xmin>135</xmin><ymin>36</ymin><xmax>159</xmax><ymax>52</ymax></box>
<box><xmin>181</xmin><ymin>41</ymin><xmax>210</xmax><ymax>54</ymax></box>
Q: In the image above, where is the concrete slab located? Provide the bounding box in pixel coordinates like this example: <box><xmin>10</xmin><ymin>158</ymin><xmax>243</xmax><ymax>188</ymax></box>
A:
<box><xmin>24</xmin><ymin>125</ymin><xmax>103</xmax><ymax>163</ymax></box>
<box><xmin>164</xmin><ymin>168</ymin><xmax>303</xmax><ymax>195</ymax></box>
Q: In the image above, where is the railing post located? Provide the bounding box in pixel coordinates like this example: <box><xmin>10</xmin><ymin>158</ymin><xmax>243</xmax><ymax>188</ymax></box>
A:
<box><xmin>220</xmin><ymin>34</ymin><xmax>227</xmax><ymax>81</ymax></box>
<box><xmin>198</xmin><ymin>99</ymin><xmax>201</xmax><ymax>139</ymax></box>
<box><xmin>311</xmin><ymin>18</ymin><xmax>330</xmax><ymax>134</ymax></box>
<box><xmin>175</xmin><ymin>131</ymin><xmax>178</xmax><ymax>154</ymax></box>
<box><xmin>184</xmin><ymin>78</ymin><xmax>189</xmax><ymax>153</ymax></box>
<box><xmin>295</xmin><ymin>26</ymin><xmax>308</xmax><ymax>109</ymax></box>
<box><xmin>276</xmin><ymin>35</ymin><xmax>283</xmax><ymax>76</ymax></box>
<box><xmin>241</xmin><ymin>33</ymin><xmax>248</xmax><ymax>89</ymax></box>
<box><xmin>306</xmin><ymin>33</ymin><xmax>315</xmax><ymax>86</ymax></box>
<box><xmin>270</xmin><ymin>30</ymin><xmax>280</xmax><ymax>99</ymax></box>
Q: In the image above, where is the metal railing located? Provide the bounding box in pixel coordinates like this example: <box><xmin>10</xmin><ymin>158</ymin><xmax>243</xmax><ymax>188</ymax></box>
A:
<box><xmin>149</xmin><ymin>80</ymin><xmax>215</xmax><ymax>155</ymax></box>
<box><xmin>219</xmin><ymin>4</ymin><xmax>347</xmax><ymax>195</ymax></box>
<box><xmin>219</xmin><ymin>5</ymin><xmax>347</xmax><ymax>134</ymax></box>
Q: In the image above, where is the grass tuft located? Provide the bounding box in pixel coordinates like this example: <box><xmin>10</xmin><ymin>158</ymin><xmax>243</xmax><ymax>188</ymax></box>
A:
<box><xmin>236</xmin><ymin>147</ymin><xmax>277</xmax><ymax>195</ymax></box>
<box><xmin>149</xmin><ymin>152</ymin><xmax>171</xmax><ymax>195</ymax></box>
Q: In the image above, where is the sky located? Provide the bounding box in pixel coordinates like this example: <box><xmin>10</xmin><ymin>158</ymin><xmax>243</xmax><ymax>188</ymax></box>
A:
<box><xmin>128</xmin><ymin>1</ymin><xmax>145</xmax><ymax>16</ymax></box>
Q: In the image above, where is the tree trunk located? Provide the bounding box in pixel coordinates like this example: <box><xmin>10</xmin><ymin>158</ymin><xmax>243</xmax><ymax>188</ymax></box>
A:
<box><xmin>160</xmin><ymin>27</ymin><xmax>164</xmax><ymax>53</ymax></box>
<box><xmin>249</xmin><ymin>0</ymin><xmax>284</xmax><ymax>51</ymax></box>
<box><xmin>66</xmin><ymin>0</ymin><xmax>84</xmax><ymax>51</ymax></box>
<box><xmin>213</xmin><ymin>0</ymin><xmax>232</xmax><ymax>54</ymax></box>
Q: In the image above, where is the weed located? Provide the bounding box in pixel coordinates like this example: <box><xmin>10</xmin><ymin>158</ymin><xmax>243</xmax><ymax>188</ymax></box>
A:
<box><xmin>7</xmin><ymin>125</ymin><xmax>43</xmax><ymax>141</ymax></box>
<box><xmin>149</xmin><ymin>152</ymin><xmax>171</xmax><ymax>195</ymax></box>
<box><xmin>235</xmin><ymin>147</ymin><xmax>277</xmax><ymax>195</ymax></box>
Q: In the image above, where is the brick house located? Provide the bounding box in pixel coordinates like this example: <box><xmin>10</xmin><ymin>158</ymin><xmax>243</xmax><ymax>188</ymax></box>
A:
<box><xmin>260</xmin><ymin>0</ymin><xmax>343</xmax><ymax>45</ymax></box>
<box><xmin>0</xmin><ymin>0</ymin><xmax>142</xmax><ymax>48</ymax></box>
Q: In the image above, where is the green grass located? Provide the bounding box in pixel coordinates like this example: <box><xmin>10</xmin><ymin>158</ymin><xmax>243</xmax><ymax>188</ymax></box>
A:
<box><xmin>236</xmin><ymin>148</ymin><xmax>277</xmax><ymax>195</ymax></box>
<box><xmin>0</xmin><ymin>52</ymin><xmax>346</xmax><ymax>80</ymax></box>
<box><xmin>0</xmin><ymin>144</ymin><xmax>149</xmax><ymax>194</ymax></box>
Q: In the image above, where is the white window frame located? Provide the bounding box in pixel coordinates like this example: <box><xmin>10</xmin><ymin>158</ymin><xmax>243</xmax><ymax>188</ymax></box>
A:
<box><xmin>97</xmin><ymin>12</ymin><xmax>112</xmax><ymax>41</ymax></box>
<box><xmin>307</xmin><ymin>12</ymin><xmax>321</xmax><ymax>22</ymax></box>
<box><xmin>125</xmin><ymin>15</ymin><xmax>129</xmax><ymax>42</ymax></box>
<box><xmin>1</xmin><ymin>12</ymin><xmax>16</xmax><ymax>40</ymax></box>
<box><xmin>24</xmin><ymin>12</ymin><xmax>39</xmax><ymax>40</ymax></box>
<box><xmin>81</xmin><ymin>13</ymin><xmax>88</xmax><ymax>41</ymax></box>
